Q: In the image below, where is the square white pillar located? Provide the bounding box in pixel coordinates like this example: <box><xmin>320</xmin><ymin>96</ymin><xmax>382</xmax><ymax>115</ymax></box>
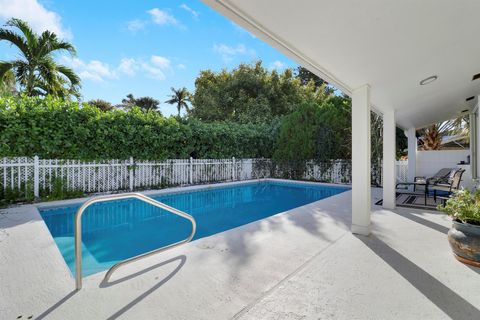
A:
<box><xmin>382</xmin><ymin>109</ymin><xmax>396</xmax><ymax>209</ymax></box>
<box><xmin>407</xmin><ymin>127</ymin><xmax>417</xmax><ymax>183</ymax></box>
<box><xmin>351</xmin><ymin>85</ymin><xmax>371</xmax><ymax>235</ymax></box>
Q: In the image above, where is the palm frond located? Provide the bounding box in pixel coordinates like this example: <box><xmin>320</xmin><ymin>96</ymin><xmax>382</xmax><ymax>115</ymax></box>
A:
<box><xmin>0</xmin><ymin>28</ymin><xmax>30</xmax><ymax>58</ymax></box>
<box><xmin>5</xmin><ymin>18</ymin><xmax>37</xmax><ymax>51</ymax></box>
<box><xmin>56</xmin><ymin>64</ymin><xmax>81</xmax><ymax>86</ymax></box>
<box><xmin>0</xmin><ymin>61</ymin><xmax>14</xmax><ymax>80</ymax></box>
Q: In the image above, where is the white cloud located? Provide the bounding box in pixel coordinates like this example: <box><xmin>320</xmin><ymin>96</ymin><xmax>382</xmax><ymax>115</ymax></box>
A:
<box><xmin>61</xmin><ymin>55</ymin><xmax>172</xmax><ymax>82</ymax></box>
<box><xmin>147</xmin><ymin>8</ymin><xmax>180</xmax><ymax>27</ymax></box>
<box><xmin>61</xmin><ymin>56</ymin><xmax>117</xmax><ymax>83</ymax></box>
<box><xmin>0</xmin><ymin>0</ymin><xmax>72</xmax><ymax>39</ymax></box>
<box><xmin>180</xmin><ymin>4</ymin><xmax>199</xmax><ymax>19</ymax></box>
<box><xmin>177</xmin><ymin>63</ymin><xmax>186</xmax><ymax>70</ymax></box>
<box><xmin>118</xmin><ymin>58</ymin><xmax>138</xmax><ymax>76</ymax></box>
<box><xmin>213</xmin><ymin>43</ymin><xmax>256</xmax><ymax>63</ymax></box>
<box><xmin>269</xmin><ymin>60</ymin><xmax>287</xmax><ymax>70</ymax></box>
<box><xmin>151</xmin><ymin>55</ymin><xmax>171</xmax><ymax>69</ymax></box>
<box><xmin>127</xmin><ymin>19</ymin><xmax>146</xmax><ymax>32</ymax></box>
<box><xmin>141</xmin><ymin>55</ymin><xmax>171</xmax><ymax>80</ymax></box>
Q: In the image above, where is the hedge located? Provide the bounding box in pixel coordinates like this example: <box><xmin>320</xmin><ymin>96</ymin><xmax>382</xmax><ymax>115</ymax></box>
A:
<box><xmin>0</xmin><ymin>96</ymin><xmax>276</xmax><ymax>159</ymax></box>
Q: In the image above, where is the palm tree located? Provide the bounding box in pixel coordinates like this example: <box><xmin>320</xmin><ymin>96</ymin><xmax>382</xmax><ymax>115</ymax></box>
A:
<box><xmin>418</xmin><ymin>115</ymin><xmax>469</xmax><ymax>150</ymax></box>
<box><xmin>0</xmin><ymin>18</ymin><xmax>80</xmax><ymax>99</ymax></box>
<box><xmin>120</xmin><ymin>93</ymin><xmax>160</xmax><ymax>112</ymax></box>
<box><xmin>165</xmin><ymin>87</ymin><xmax>191</xmax><ymax>117</ymax></box>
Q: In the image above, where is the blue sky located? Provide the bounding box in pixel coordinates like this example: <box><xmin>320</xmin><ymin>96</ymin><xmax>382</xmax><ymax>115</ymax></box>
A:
<box><xmin>0</xmin><ymin>0</ymin><xmax>298</xmax><ymax>116</ymax></box>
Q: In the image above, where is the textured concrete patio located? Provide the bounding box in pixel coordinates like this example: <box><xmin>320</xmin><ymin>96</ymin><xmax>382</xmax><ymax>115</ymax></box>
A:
<box><xmin>1</xmin><ymin>184</ymin><xmax>479</xmax><ymax>320</ymax></box>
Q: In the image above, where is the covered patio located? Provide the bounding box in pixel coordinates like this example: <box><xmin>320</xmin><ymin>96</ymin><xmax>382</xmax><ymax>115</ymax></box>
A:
<box><xmin>1</xmin><ymin>186</ymin><xmax>479</xmax><ymax>319</ymax></box>
<box><xmin>202</xmin><ymin>0</ymin><xmax>480</xmax><ymax>234</ymax></box>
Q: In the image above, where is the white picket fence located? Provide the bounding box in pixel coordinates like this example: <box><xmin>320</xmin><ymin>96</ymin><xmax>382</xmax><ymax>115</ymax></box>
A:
<box><xmin>0</xmin><ymin>156</ymin><xmax>409</xmax><ymax>199</ymax></box>
<box><xmin>0</xmin><ymin>157</ymin><xmax>261</xmax><ymax>198</ymax></box>
<box><xmin>396</xmin><ymin>160</ymin><xmax>408</xmax><ymax>183</ymax></box>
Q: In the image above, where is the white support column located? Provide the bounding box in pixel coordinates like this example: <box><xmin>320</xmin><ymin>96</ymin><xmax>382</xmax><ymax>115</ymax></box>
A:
<box><xmin>351</xmin><ymin>85</ymin><xmax>371</xmax><ymax>235</ymax></box>
<box><xmin>382</xmin><ymin>109</ymin><xmax>396</xmax><ymax>209</ymax></box>
<box><xmin>407</xmin><ymin>127</ymin><xmax>417</xmax><ymax>184</ymax></box>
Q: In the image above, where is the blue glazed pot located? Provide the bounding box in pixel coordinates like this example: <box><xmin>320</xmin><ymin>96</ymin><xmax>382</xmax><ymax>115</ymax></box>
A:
<box><xmin>448</xmin><ymin>219</ymin><xmax>480</xmax><ymax>267</ymax></box>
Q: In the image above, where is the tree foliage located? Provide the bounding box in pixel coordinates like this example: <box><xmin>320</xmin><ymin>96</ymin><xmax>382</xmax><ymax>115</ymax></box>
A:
<box><xmin>0</xmin><ymin>18</ymin><xmax>80</xmax><ymax>99</ymax></box>
<box><xmin>190</xmin><ymin>61</ymin><xmax>327</xmax><ymax>123</ymax></box>
<box><xmin>165</xmin><ymin>87</ymin><xmax>191</xmax><ymax>117</ymax></box>
<box><xmin>273</xmin><ymin>97</ymin><xmax>351</xmax><ymax>163</ymax></box>
<box><xmin>0</xmin><ymin>70</ymin><xmax>16</xmax><ymax>96</ymax></box>
<box><xmin>417</xmin><ymin>115</ymin><xmax>469</xmax><ymax>150</ymax></box>
<box><xmin>120</xmin><ymin>93</ymin><xmax>160</xmax><ymax>113</ymax></box>
<box><xmin>87</xmin><ymin>99</ymin><xmax>113</xmax><ymax>112</ymax></box>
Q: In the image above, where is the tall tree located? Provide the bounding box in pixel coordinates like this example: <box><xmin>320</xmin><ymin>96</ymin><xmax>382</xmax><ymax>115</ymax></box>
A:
<box><xmin>165</xmin><ymin>87</ymin><xmax>191</xmax><ymax>117</ymax></box>
<box><xmin>295</xmin><ymin>66</ymin><xmax>328</xmax><ymax>88</ymax></box>
<box><xmin>120</xmin><ymin>93</ymin><xmax>160</xmax><ymax>112</ymax></box>
<box><xmin>87</xmin><ymin>99</ymin><xmax>114</xmax><ymax>112</ymax></box>
<box><xmin>190</xmin><ymin>61</ymin><xmax>324</xmax><ymax>123</ymax></box>
<box><xmin>0</xmin><ymin>18</ymin><xmax>80</xmax><ymax>99</ymax></box>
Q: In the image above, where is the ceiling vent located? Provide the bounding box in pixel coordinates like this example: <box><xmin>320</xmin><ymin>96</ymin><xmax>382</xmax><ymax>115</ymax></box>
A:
<box><xmin>466</xmin><ymin>96</ymin><xmax>475</xmax><ymax>101</ymax></box>
<box><xmin>472</xmin><ymin>73</ymin><xmax>480</xmax><ymax>81</ymax></box>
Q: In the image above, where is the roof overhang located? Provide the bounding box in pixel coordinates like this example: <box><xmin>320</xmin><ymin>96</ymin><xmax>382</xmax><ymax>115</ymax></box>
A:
<box><xmin>202</xmin><ymin>0</ymin><xmax>480</xmax><ymax>129</ymax></box>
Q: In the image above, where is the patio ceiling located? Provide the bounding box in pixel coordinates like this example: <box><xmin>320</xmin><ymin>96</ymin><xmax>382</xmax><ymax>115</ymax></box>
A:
<box><xmin>202</xmin><ymin>0</ymin><xmax>480</xmax><ymax>129</ymax></box>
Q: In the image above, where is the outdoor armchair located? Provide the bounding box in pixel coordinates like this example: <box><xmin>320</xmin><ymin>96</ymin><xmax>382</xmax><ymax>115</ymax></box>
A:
<box><xmin>396</xmin><ymin>168</ymin><xmax>454</xmax><ymax>192</ymax></box>
<box><xmin>430</xmin><ymin>168</ymin><xmax>465</xmax><ymax>203</ymax></box>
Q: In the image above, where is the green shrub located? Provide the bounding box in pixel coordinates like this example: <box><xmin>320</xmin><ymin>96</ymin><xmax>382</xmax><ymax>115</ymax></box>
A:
<box><xmin>438</xmin><ymin>189</ymin><xmax>480</xmax><ymax>225</ymax></box>
<box><xmin>0</xmin><ymin>96</ymin><xmax>276</xmax><ymax>160</ymax></box>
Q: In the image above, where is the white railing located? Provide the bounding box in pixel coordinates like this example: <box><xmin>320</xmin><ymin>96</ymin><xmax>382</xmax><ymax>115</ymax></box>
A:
<box><xmin>0</xmin><ymin>157</ymin><xmax>408</xmax><ymax>199</ymax></box>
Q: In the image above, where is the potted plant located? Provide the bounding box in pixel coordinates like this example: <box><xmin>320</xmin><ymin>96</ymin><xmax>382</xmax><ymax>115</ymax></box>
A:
<box><xmin>438</xmin><ymin>189</ymin><xmax>480</xmax><ymax>267</ymax></box>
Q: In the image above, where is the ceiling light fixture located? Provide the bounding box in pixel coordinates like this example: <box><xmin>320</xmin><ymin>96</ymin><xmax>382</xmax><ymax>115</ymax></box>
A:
<box><xmin>419</xmin><ymin>75</ymin><xmax>438</xmax><ymax>85</ymax></box>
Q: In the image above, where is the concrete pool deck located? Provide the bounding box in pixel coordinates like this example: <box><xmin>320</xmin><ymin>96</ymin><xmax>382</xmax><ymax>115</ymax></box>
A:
<box><xmin>1</xmin><ymin>181</ymin><xmax>479</xmax><ymax>319</ymax></box>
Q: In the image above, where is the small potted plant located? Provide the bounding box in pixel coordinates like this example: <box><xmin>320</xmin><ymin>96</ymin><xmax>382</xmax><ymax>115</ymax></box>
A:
<box><xmin>438</xmin><ymin>189</ymin><xmax>480</xmax><ymax>267</ymax></box>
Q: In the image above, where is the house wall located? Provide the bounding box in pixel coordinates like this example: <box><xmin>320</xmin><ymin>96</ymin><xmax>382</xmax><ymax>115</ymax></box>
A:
<box><xmin>416</xmin><ymin>150</ymin><xmax>469</xmax><ymax>178</ymax></box>
<box><xmin>416</xmin><ymin>150</ymin><xmax>473</xmax><ymax>189</ymax></box>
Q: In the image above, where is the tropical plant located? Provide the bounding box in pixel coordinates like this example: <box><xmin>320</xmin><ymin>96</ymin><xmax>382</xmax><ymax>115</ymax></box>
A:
<box><xmin>120</xmin><ymin>93</ymin><xmax>160</xmax><ymax>112</ymax></box>
<box><xmin>165</xmin><ymin>87</ymin><xmax>191</xmax><ymax>117</ymax></box>
<box><xmin>418</xmin><ymin>115</ymin><xmax>469</xmax><ymax>150</ymax></box>
<box><xmin>438</xmin><ymin>189</ymin><xmax>480</xmax><ymax>225</ymax></box>
<box><xmin>0</xmin><ymin>18</ymin><xmax>80</xmax><ymax>99</ymax></box>
<box><xmin>0</xmin><ymin>69</ymin><xmax>16</xmax><ymax>96</ymax></box>
<box><xmin>87</xmin><ymin>99</ymin><xmax>114</xmax><ymax>112</ymax></box>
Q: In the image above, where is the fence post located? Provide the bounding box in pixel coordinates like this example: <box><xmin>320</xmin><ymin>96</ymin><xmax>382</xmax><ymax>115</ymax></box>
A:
<box><xmin>33</xmin><ymin>155</ymin><xmax>39</xmax><ymax>198</ymax></box>
<box><xmin>189</xmin><ymin>157</ymin><xmax>193</xmax><ymax>185</ymax></box>
<box><xmin>129</xmin><ymin>157</ymin><xmax>134</xmax><ymax>191</ymax></box>
<box><xmin>232</xmin><ymin>157</ymin><xmax>236</xmax><ymax>181</ymax></box>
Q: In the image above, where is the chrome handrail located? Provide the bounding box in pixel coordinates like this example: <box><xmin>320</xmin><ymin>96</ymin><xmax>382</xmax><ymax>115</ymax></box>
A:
<box><xmin>74</xmin><ymin>192</ymin><xmax>196</xmax><ymax>290</ymax></box>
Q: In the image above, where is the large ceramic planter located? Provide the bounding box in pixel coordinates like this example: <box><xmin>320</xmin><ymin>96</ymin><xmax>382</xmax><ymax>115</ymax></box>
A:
<box><xmin>448</xmin><ymin>219</ymin><xmax>480</xmax><ymax>267</ymax></box>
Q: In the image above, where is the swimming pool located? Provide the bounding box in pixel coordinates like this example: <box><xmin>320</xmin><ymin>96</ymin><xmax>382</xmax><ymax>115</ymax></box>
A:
<box><xmin>39</xmin><ymin>180</ymin><xmax>349</xmax><ymax>276</ymax></box>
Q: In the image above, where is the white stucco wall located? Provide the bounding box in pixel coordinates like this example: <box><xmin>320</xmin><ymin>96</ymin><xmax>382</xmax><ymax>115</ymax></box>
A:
<box><xmin>416</xmin><ymin>150</ymin><xmax>470</xmax><ymax>178</ymax></box>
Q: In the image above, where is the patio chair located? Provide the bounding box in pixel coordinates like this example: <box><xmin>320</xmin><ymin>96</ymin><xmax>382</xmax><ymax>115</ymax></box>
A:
<box><xmin>431</xmin><ymin>168</ymin><xmax>465</xmax><ymax>204</ymax></box>
<box><xmin>396</xmin><ymin>168</ymin><xmax>455</xmax><ymax>192</ymax></box>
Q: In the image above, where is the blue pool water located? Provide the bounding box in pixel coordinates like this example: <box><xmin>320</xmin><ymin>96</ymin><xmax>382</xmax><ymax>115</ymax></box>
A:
<box><xmin>39</xmin><ymin>181</ymin><xmax>349</xmax><ymax>276</ymax></box>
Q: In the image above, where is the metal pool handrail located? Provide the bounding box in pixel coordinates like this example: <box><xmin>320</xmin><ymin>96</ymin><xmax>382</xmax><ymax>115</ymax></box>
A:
<box><xmin>74</xmin><ymin>192</ymin><xmax>196</xmax><ymax>290</ymax></box>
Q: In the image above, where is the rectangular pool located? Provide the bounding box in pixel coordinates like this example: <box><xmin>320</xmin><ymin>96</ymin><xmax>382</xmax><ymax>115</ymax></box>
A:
<box><xmin>39</xmin><ymin>181</ymin><xmax>349</xmax><ymax>276</ymax></box>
